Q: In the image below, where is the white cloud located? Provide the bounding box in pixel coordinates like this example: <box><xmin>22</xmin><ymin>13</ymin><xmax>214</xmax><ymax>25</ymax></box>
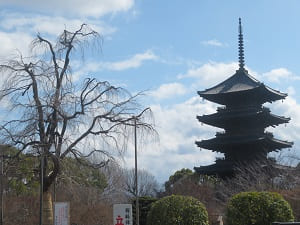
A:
<box><xmin>0</xmin><ymin>12</ymin><xmax>117</xmax><ymax>63</ymax></box>
<box><xmin>287</xmin><ymin>86</ymin><xmax>296</xmax><ymax>96</ymax></box>
<box><xmin>0</xmin><ymin>31</ymin><xmax>33</xmax><ymax>59</ymax></box>
<box><xmin>130</xmin><ymin>150</ymin><xmax>217</xmax><ymax>184</ymax></box>
<box><xmin>0</xmin><ymin>12</ymin><xmax>117</xmax><ymax>37</ymax></box>
<box><xmin>122</xmin><ymin>96</ymin><xmax>222</xmax><ymax>183</ymax></box>
<box><xmin>0</xmin><ymin>0</ymin><xmax>135</xmax><ymax>18</ymax></box>
<box><xmin>262</xmin><ymin>68</ymin><xmax>300</xmax><ymax>83</ymax></box>
<box><xmin>73</xmin><ymin>50</ymin><xmax>158</xmax><ymax>79</ymax></box>
<box><xmin>265</xmin><ymin>94</ymin><xmax>300</xmax><ymax>164</ymax></box>
<box><xmin>268</xmin><ymin>95</ymin><xmax>300</xmax><ymax>142</ymax></box>
<box><xmin>178</xmin><ymin>61</ymin><xmax>238</xmax><ymax>87</ymax></box>
<box><xmin>201</xmin><ymin>39</ymin><xmax>226</xmax><ymax>47</ymax></box>
<box><xmin>150</xmin><ymin>97</ymin><xmax>219</xmax><ymax>151</ymax></box>
<box><xmin>176</xmin><ymin>62</ymin><xmax>299</xmax><ymax>92</ymax></box>
<box><xmin>0</xmin><ymin>0</ymin><xmax>135</xmax><ymax>62</ymax></box>
<box><xmin>0</xmin><ymin>0</ymin><xmax>131</xmax><ymax>56</ymax></box>
<box><xmin>149</xmin><ymin>83</ymin><xmax>187</xmax><ymax>100</ymax></box>
<box><xmin>106</xmin><ymin>50</ymin><xmax>157</xmax><ymax>71</ymax></box>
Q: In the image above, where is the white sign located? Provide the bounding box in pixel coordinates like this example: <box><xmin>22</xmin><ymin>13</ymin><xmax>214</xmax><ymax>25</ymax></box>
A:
<box><xmin>54</xmin><ymin>202</ymin><xmax>70</xmax><ymax>225</ymax></box>
<box><xmin>113</xmin><ymin>204</ymin><xmax>132</xmax><ymax>225</ymax></box>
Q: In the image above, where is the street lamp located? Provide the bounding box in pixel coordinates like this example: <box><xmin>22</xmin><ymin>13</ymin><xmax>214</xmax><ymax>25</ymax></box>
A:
<box><xmin>134</xmin><ymin>117</ymin><xmax>139</xmax><ymax>225</ymax></box>
<box><xmin>0</xmin><ymin>145</ymin><xmax>4</xmax><ymax>225</ymax></box>
<box><xmin>0</xmin><ymin>144</ymin><xmax>11</xmax><ymax>225</ymax></box>
<box><xmin>39</xmin><ymin>152</ymin><xmax>44</xmax><ymax>225</ymax></box>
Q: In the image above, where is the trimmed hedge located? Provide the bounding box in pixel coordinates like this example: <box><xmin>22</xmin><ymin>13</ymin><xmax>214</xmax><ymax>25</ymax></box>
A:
<box><xmin>147</xmin><ymin>195</ymin><xmax>208</xmax><ymax>225</ymax></box>
<box><xmin>226</xmin><ymin>191</ymin><xmax>294</xmax><ymax>225</ymax></box>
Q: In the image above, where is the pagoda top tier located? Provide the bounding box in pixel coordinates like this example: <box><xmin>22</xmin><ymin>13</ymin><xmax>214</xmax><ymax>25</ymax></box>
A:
<box><xmin>198</xmin><ymin>68</ymin><xmax>287</xmax><ymax>105</ymax></box>
<box><xmin>198</xmin><ymin>18</ymin><xmax>287</xmax><ymax>106</ymax></box>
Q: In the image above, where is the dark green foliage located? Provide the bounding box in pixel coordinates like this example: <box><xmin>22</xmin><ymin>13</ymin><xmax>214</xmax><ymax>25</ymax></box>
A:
<box><xmin>133</xmin><ymin>196</ymin><xmax>157</xmax><ymax>225</ymax></box>
<box><xmin>4</xmin><ymin>147</ymin><xmax>39</xmax><ymax>195</ymax></box>
<box><xmin>2</xmin><ymin>146</ymin><xmax>107</xmax><ymax>195</ymax></box>
<box><xmin>147</xmin><ymin>195</ymin><xmax>209</xmax><ymax>225</ymax></box>
<box><xmin>59</xmin><ymin>157</ymin><xmax>107</xmax><ymax>191</ymax></box>
<box><xmin>7</xmin><ymin>157</ymin><xmax>40</xmax><ymax>195</ymax></box>
<box><xmin>226</xmin><ymin>191</ymin><xmax>294</xmax><ymax>225</ymax></box>
<box><xmin>165</xmin><ymin>168</ymin><xmax>193</xmax><ymax>192</ymax></box>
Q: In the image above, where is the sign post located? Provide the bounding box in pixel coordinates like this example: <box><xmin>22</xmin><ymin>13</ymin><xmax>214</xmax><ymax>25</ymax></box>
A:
<box><xmin>113</xmin><ymin>204</ymin><xmax>132</xmax><ymax>225</ymax></box>
<box><xmin>54</xmin><ymin>202</ymin><xmax>70</xmax><ymax>225</ymax></box>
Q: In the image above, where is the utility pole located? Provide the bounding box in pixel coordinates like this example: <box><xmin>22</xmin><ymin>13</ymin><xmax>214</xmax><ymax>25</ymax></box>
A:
<box><xmin>134</xmin><ymin>117</ymin><xmax>139</xmax><ymax>225</ymax></box>
<box><xmin>0</xmin><ymin>145</ymin><xmax>4</xmax><ymax>225</ymax></box>
<box><xmin>39</xmin><ymin>152</ymin><xmax>44</xmax><ymax>225</ymax></box>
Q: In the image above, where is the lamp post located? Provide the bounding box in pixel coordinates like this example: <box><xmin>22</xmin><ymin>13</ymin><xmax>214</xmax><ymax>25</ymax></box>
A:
<box><xmin>0</xmin><ymin>145</ymin><xmax>4</xmax><ymax>225</ymax></box>
<box><xmin>134</xmin><ymin>117</ymin><xmax>139</xmax><ymax>225</ymax></box>
<box><xmin>39</xmin><ymin>152</ymin><xmax>44</xmax><ymax>225</ymax></box>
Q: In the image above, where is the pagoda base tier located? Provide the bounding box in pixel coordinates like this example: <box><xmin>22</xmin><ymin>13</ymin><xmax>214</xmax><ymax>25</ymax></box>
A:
<box><xmin>194</xmin><ymin>160</ymin><xmax>235</xmax><ymax>178</ymax></box>
<box><xmin>194</xmin><ymin>158</ymin><xmax>287</xmax><ymax>179</ymax></box>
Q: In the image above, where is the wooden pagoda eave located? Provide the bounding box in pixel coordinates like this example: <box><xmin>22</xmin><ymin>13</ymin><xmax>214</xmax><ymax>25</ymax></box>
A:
<box><xmin>197</xmin><ymin>111</ymin><xmax>290</xmax><ymax>129</ymax></box>
<box><xmin>198</xmin><ymin>84</ymin><xmax>287</xmax><ymax>106</ymax></box>
<box><xmin>195</xmin><ymin>135</ymin><xmax>293</xmax><ymax>153</ymax></box>
<box><xmin>263</xmin><ymin>84</ymin><xmax>288</xmax><ymax>100</ymax></box>
<box><xmin>194</xmin><ymin>161</ymin><xmax>235</xmax><ymax>175</ymax></box>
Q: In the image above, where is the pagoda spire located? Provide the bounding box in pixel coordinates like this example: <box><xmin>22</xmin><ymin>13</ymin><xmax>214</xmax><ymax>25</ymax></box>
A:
<box><xmin>238</xmin><ymin>18</ymin><xmax>245</xmax><ymax>70</ymax></box>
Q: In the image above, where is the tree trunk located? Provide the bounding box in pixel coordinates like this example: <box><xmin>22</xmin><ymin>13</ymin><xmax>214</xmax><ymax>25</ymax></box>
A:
<box><xmin>43</xmin><ymin>190</ymin><xmax>53</xmax><ymax>225</ymax></box>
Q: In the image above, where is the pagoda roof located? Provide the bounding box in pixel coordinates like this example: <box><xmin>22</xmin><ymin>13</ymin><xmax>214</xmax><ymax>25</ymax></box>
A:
<box><xmin>197</xmin><ymin>106</ymin><xmax>290</xmax><ymax>128</ymax></box>
<box><xmin>198</xmin><ymin>68</ymin><xmax>287</xmax><ymax>105</ymax></box>
<box><xmin>200</xmin><ymin>68</ymin><xmax>260</xmax><ymax>94</ymax></box>
<box><xmin>194</xmin><ymin>160</ymin><xmax>235</xmax><ymax>177</ymax></box>
<box><xmin>196</xmin><ymin>133</ymin><xmax>293</xmax><ymax>153</ymax></box>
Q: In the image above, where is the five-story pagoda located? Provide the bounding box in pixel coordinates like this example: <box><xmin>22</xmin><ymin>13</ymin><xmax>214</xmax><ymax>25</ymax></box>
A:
<box><xmin>194</xmin><ymin>18</ymin><xmax>293</xmax><ymax>178</ymax></box>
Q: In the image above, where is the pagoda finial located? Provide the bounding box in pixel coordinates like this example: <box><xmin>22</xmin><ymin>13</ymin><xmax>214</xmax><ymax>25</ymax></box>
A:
<box><xmin>238</xmin><ymin>18</ymin><xmax>245</xmax><ymax>70</ymax></box>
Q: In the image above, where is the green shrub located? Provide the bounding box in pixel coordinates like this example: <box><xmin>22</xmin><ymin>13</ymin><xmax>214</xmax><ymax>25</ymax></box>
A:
<box><xmin>147</xmin><ymin>195</ymin><xmax>208</xmax><ymax>225</ymax></box>
<box><xmin>226</xmin><ymin>191</ymin><xmax>294</xmax><ymax>225</ymax></box>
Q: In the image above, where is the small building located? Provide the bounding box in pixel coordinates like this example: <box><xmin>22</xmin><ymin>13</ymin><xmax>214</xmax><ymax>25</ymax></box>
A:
<box><xmin>194</xmin><ymin>19</ymin><xmax>293</xmax><ymax>178</ymax></box>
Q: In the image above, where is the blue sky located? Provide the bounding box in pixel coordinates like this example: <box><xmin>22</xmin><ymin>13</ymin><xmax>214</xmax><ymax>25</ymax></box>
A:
<box><xmin>0</xmin><ymin>0</ymin><xmax>300</xmax><ymax>183</ymax></box>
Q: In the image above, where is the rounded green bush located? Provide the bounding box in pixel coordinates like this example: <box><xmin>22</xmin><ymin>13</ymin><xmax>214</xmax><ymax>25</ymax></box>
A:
<box><xmin>226</xmin><ymin>191</ymin><xmax>294</xmax><ymax>225</ymax></box>
<box><xmin>147</xmin><ymin>195</ymin><xmax>208</xmax><ymax>225</ymax></box>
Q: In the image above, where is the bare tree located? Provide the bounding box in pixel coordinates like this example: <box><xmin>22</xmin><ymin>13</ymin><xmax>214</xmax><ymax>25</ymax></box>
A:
<box><xmin>210</xmin><ymin>158</ymin><xmax>300</xmax><ymax>220</ymax></box>
<box><xmin>124</xmin><ymin>168</ymin><xmax>159</xmax><ymax>197</ymax></box>
<box><xmin>213</xmin><ymin>159</ymin><xmax>300</xmax><ymax>208</ymax></box>
<box><xmin>100</xmin><ymin>161</ymin><xmax>130</xmax><ymax>204</ymax></box>
<box><xmin>0</xmin><ymin>24</ymin><xmax>154</xmax><ymax>225</ymax></box>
